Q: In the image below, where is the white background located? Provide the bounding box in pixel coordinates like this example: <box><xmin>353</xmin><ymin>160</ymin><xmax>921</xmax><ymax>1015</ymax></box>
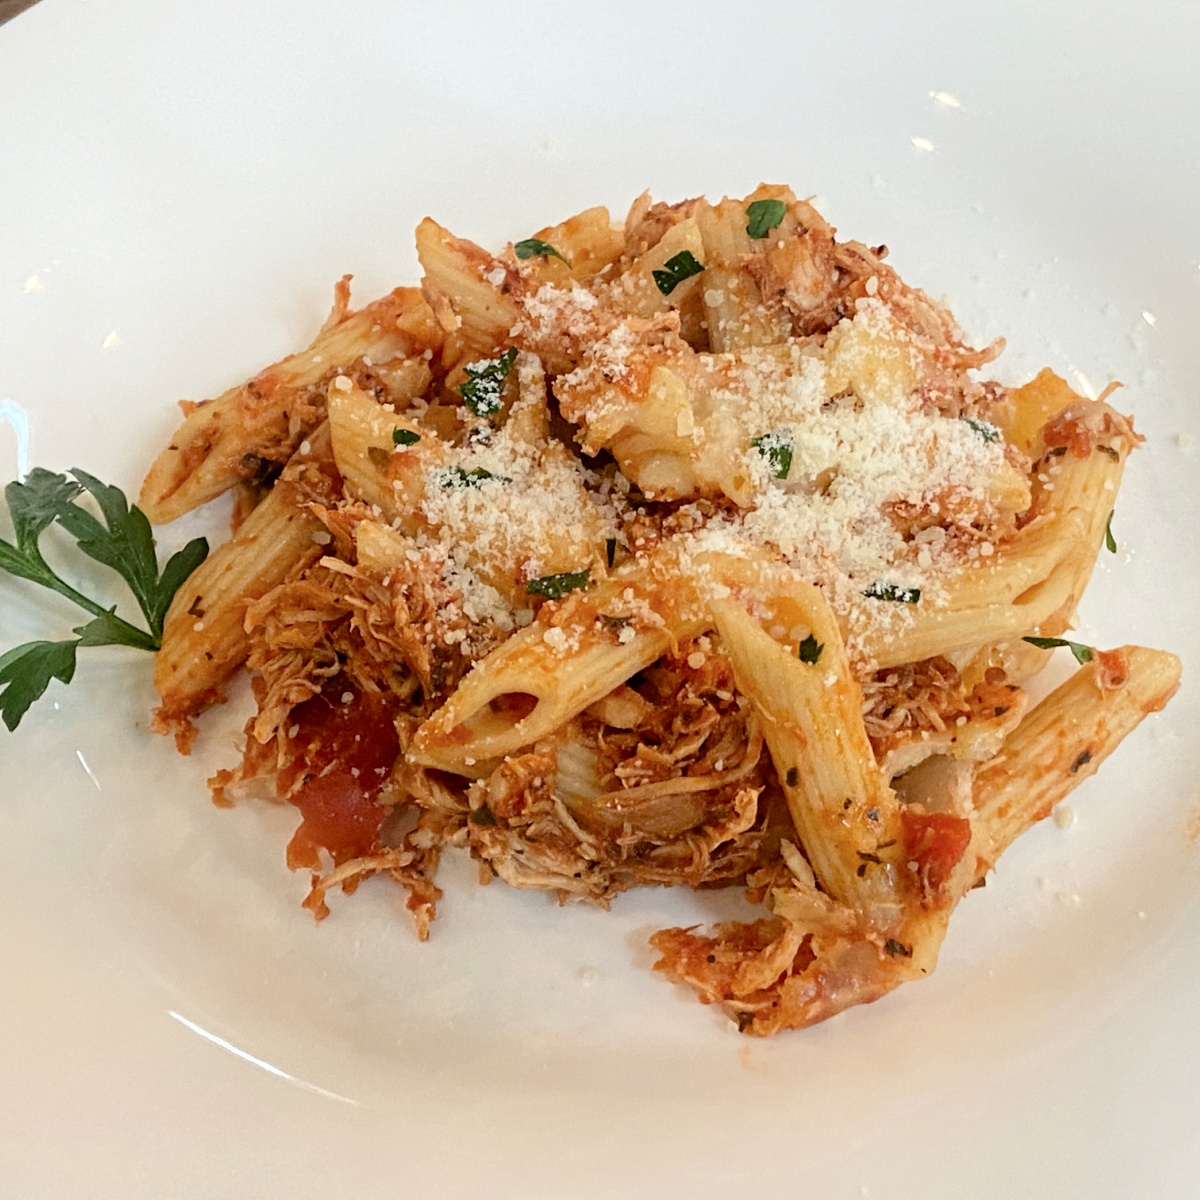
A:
<box><xmin>1</xmin><ymin>2</ymin><xmax>1198</xmax><ymax>1197</ymax></box>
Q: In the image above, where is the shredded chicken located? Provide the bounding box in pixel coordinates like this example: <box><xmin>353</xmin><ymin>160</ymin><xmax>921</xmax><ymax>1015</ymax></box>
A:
<box><xmin>465</xmin><ymin>641</ymin><xmax>784</xmax><ymax>902</ymax></box>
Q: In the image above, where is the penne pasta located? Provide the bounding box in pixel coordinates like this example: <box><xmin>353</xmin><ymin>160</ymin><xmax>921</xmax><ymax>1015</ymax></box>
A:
<box><xmin>140</xmin><ymin>284</ymin><xmax>438</xmax><ymax>523</ymax></box>
<box><xmin>971</xmin><ymin>645</ymin><xmax>1181</xmax><ymax>877</ymax></box>
<box><xmin>154</xmin><ymin>424</ymin><xmax>338</xmax><ymax>723</ymax></box>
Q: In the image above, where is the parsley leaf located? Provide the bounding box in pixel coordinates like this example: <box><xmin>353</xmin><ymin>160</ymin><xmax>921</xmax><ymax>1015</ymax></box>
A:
<box><xmin>458</xmin><ymin>348</ymin><xmax>518</xmax><ymax>417</ymax></box>
<box><xmin>1023</xmin><ymin>636</ymin><xmax>1094</xmax><ymax>664</ymax></box>
<box><xmin>7</xmin><ymin>468</ymin><xmax>82</xmax><ymax>552</ymax></box>
<box><xmin>392</xmin><ymin>428</ymin><xmax>421</xmax><ymax>447</ymax></box>
<box><xmin>152</xmin><ymin>540</ymin><xmax>210</xmax><ymax>633</ymax></box>
<box><xmin>0</xmin><ymin>639</ymin><xmax>79</xmax><ymax>732</ymax></box>
<box><xmin>0</xmin><ymin>467</ymin><xmax>209</xmax><ymax>729</ymax></box>
<box><xmin>750</xmin><ymin>431</ymin><xmax>793</xmax><ymax>480</ymax></box>
<box><xmin>745</xmin><ymin>198</ymin><xmax>787</xmax><ymax>239</ymax></box>
<box><xmin>865</xmin><ymin>582</ymin><xmax>921</xmax><ymax>603</ymax></box>
<box><xmin>797</xmin><ymin>634</ymin><xmax>824</xmax><ymax>664</ymax></box>
<box><xmin>652</xmin><ymin>251</ymin><xmax>704</xmax><ymax>296</ymax></box>
<box><xmin>514</xmin><ymin>238</ymin><xmax>570</xmax><ymax>266</ymax></box>
<box><xmin>1105</xmin><ymin>511</ymin><xmax>1117</xmax><ymax>553</ymax></box>
<box><xmin>51</xmin><ymin>469</ymin><xmax>207</xmax><ymax>638</ymax></box>
<box><xmin>435</xmin><ymin>466</ymin><xmax>510</xmax><ymax>489</ymax></box>
<box><xmin>526</xmin><ymin>569</ymin><xmax>591</xmax><ymax>600</ymax></box>
<box><xmin>963</xmin><ymin>417</ymin><xmax>1002</xmax><ymax>443</ymax></box>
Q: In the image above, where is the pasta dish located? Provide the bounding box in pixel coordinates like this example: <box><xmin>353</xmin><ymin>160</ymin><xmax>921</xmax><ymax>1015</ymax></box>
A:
<box><xmin>138</xmin><ymin>186</ymin><xmax>1180</xmax><ymax>1035</ymax></box>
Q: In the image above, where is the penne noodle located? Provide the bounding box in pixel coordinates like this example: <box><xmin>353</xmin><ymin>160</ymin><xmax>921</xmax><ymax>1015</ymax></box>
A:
<box><xmin>711</xmin><ymin>593</ymin><xmax>911</xmax><ymax>927</ymax></box>
<box><xmin>409</xmin><ymin>550</ymin><xmax>711</xmax><ymax>774</ymax></box>
<box><xmin>154</xmin><ymin>424</ymin><xmax>337</xmax><ymax>720</ymax></box>
<box><xmin>971</xmin><ymin>645</ymin><xmax>1181</xmax><ymax>878</ymax></box>
<box><xmin>140</xmin><ymin>285</ymin><xmax>438</xmax><ymax>523</ymax></box>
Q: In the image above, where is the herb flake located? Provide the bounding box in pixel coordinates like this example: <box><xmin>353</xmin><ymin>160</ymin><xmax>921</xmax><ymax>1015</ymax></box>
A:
<box><xmin>745</xmin><ymin>198</ymin><xmax>787</xmax><ymax>239</ymax></box>
<box><xmin>392</xmin><ymin>428</ymin><xmax>421</xmax><ymax>447</ymax></box>
<box><xmin>1023</xmin><ymin>635</ymin><xmax>1094</xmax><ymax>664</ymax></box>
<box><xmin>1104</xmin><ymin>511</ymin><xmax>1116</xmax><ymax>553</ymax></box>
<box><xmin>797</xmin><ymin>634</ymin><xmax>824</xmax><ymax>664</ymax></box>
<box><xmin>652</xmin><ymin>250</ymin><xmax>704</xmax><ymax>296</ymax></box>
<box><xmin>526</xmin><ymin>569</ymin><xmax>591</xmax><ymax>600</ymax></box>
<box><xmin>435</xmin><ymin>466</ymin><xmax>510</xmax><ymax>489</ymax></box>
<box><xmin>457</xmin><ymin>348</ymin><xmax>518</xmax><ymax>417</ymax></box>
<box><xmin>750</xmin><ymin>431</ymin><xmax>793</xmax><ymax>480</ymax></box>
<box><xmin>864</xmin><ymin>581</ymin><xmax>921</xmax><ymax>604</ymax></box>
<box><xmin>963</xmin><ymin>417</ymin><xmax>1002</xmax><ymax>443</ymax></box>
<box><xmin>514</xmin><ymin>238</ymin><xmax>570</xmax><ymax>266</ymax></box>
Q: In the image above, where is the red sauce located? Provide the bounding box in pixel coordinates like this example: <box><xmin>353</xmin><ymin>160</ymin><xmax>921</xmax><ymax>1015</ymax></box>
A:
<box><xmin>902</xmin><ymin>809</ymin><xmax>972</xmax><ymax>898</ymax></box>
<box><xmin>278</xmin><ymin>685</ymin><xmax>399</xmax><ymax>870</ymax></box>
<box><xmin>1093</xmin><ymin>647</ymin><xmax>1130</xmax><ymax>690</ymax></box>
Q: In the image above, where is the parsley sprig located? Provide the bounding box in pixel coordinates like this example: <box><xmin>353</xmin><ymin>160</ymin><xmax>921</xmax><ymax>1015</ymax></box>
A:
<box><xmin>0</xmin><ymin>468</ymin><xmax>207</xmax><ymax>730</ymax></box>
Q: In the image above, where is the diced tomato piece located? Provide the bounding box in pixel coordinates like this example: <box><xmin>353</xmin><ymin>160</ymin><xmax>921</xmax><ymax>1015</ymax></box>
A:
<box><xmin>902</xmin><ymin>809</ymin><xmax>971</xmax><ymax>897</ymax></box>
<box><xmin>278</xmin><ymin>685</ymin><xmax>399</xmax><ymax>868</ymax></box>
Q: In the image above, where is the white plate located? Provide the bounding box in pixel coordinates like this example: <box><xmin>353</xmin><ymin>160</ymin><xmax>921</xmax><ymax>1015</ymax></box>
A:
<box><xmin>2</xmin><ymin>2</ymin><xmax>1198</xmax><ymax>1196</ymax></box>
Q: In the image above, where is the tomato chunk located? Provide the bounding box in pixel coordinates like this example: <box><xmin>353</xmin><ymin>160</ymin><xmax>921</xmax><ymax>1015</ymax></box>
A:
<box><xmin>278</xmin><ymin>685</ymin><xmax>399</xmax><ymax>869</ymax></box>
<box><xmin>902</xmin><ymin>809</ymin><xmax>971</xmax><ymax>897</ymax></box>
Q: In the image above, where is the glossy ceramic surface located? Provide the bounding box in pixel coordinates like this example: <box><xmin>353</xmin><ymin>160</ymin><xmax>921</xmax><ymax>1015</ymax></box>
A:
<box><xmin>2</xmin><ymin>2</ymin><xmax>1198</xmax><ymax>1196</ymax></box>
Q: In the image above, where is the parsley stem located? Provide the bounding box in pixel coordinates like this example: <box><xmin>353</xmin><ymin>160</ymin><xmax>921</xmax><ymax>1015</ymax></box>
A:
<box><xmin>35</xmin><ymin>559</ymin><xmax>159</xmax><ymax>649</ymax></box>
<box><xmin>39</xmin><ymin>569</ymin><xmax>113</xmax><ymax>619</ymax></box>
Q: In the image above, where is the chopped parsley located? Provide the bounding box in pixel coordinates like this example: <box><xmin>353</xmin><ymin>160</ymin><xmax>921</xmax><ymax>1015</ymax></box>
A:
<box><xmin>1104</xmin><ymin>511</ymin><xmax>1116</xmax><ymax>553</ymax></box>
<box><xmin>435</xmin><ymin>466</ymin><xmax>510</xmax><ymax>489</ymax></box>
<box><xmin>605</xmin><ymin>537</ymin><xmax>617</xmax><ymax>568</ymax></box>
<box><xmin>652</xmin><ymin>250</ymin><xmax>704</xmax><ymax>296</ymax></box>
<box><xmin>750</xmin><ymin>431</ymin><xmax>793</xmax><ymax>480</ymax></box>
<box><xmin>963</xmin><ymin>417</ymin><xmax>1002</xmax><ymax>443</ymax></box>
<box><xmin>864</xmin><ymin>582</ymin><xmax>921</xmax><ymax>603</ymax></box>
<box><xmin>526</xmin><ymin>569</ymin><xmax>591</xmax><ymax>600</ymax></box>
<box><xmin>392</xmin><ymin>428</ymin><xmax>420</xmax><ymax>447</ymax></box>
<box><xmin>457</xmin><ymin>347</ymin><xmax>518</xmax><ymax>417</ymax></box>
<box><xmin>514</xmin><ymin>238</ymin><xmax>570</xmax><ymax>266</ymax></box>
<box><xmin>468</xmin><ymin>805</ymin><xmax>497</xmax><ymax>826</ymax></box>
<box><xmin>745</xmin><ymin>198</ymin><xmax>787</xmax><ymax>239</ymax></box>
<box><xmin>797</xmin><ymin>634</ymin><xmax>824</xmax><ymax>664</ymax></box>
<box><xmin>1023</xmin><ymin>636</ymin><xmax>1094</xmax><ymax>664</ymax></box>
<box><xmin>0</xmin><ymin>468</ymin><xmax>208</xmax><ymax>731</ymax></box>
